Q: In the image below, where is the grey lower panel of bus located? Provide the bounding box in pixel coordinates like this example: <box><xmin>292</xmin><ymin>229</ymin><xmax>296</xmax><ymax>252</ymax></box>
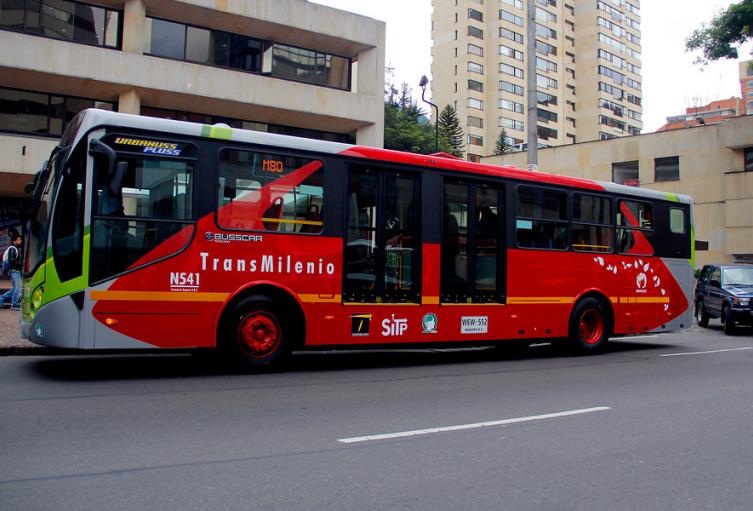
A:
<box><xmin>648</xmin><ymin>257</ymin><xmax>694</xmax><ymax>334</ymax></box>
<box><xmin>24</xmin><ymin>294</ymin><xmax>155</xmax><ymax>349</ymax></box>
<box><xmin>24</xmin><ymin>295</ymin><xmax>81</xmax><ymax>348</ymax></box>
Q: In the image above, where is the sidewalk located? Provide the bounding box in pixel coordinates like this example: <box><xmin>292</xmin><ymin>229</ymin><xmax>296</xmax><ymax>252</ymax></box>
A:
<box><xmin>0</xmin><ymin>308</ymin><xmax>42</xmax><ymax>353</ymax></box>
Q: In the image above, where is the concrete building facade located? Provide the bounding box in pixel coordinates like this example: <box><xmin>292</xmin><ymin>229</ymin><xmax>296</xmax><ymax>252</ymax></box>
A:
<box><xmin>484</xmin><ymin>115</ymin><xmax>753</xmax><ymax>268</ymax></box>
<box><xmin>739</xmin><ymin>60</ymin><xmax>753</xmax><ymax>115</ymax></box>
<box><xmin>0</xmin><ymin>0</ymin><xmax>385</xmax><ymax>246</ymax></box>
<box><xmin>431</xmin><ymin>0</ymin><xmax>642</xmax><ymax>161</ymax></box>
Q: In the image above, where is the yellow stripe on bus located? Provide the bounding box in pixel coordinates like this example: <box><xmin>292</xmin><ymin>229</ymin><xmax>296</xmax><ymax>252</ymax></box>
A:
<box><xmin>508</xmin><ymin>297</ymin><xmax>575</xmax><ymax>304</ymax></box>
<box><xmin>91</xmin><ymin>290</ymin><xmax>229</xmax><ymax>302</ymax></box>
<box><xmin>299</xmin><ymin>294</ymin><xmax>341</xmax><ymax>303</ymax></box>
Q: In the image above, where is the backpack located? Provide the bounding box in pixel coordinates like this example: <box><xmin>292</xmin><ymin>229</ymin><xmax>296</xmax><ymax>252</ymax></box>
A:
<box><xmin>2</xmin><ymin>245</ymin><xmax>17</xmax><ymax>275</ymax></box>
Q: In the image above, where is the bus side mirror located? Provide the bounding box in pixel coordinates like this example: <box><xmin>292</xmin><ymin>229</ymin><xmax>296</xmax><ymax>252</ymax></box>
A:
<box><xmin>89</xmin><ymin>139</ymin><xmax>126</xmax><ymax>194</ymax></box>
<box><xmin>110</xmin><ymin>161</ymin><xmax>127</xmax><ymax>194</ymax></box>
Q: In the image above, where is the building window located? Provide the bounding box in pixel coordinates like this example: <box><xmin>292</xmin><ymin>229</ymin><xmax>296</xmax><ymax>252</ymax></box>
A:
<box><xmin>467</xmin><ymin>116</ymin><xmax>484</xmax><ymax>128</ymax></box>
<box><xmin>500</xmin><ymin>63</ymin><xmax>524</xmax><ymax>78</ymax></box>
<box><xmin>500</xmin><ymin>27</ymin><xmax>524</xmax><ymax>43</ymax></box>
<box><xmin>468</xmin><ymin>154</ymin><xmax>481</xmax><ymax>163</ymax></box>
<box><xmin>468</xmin><ymin>79</ymin><xmax>484</xmax><ymax>92</ymax></box>
<box><xmin>537</xmin><ymin>108</ymin><xmax>557</xmax><ymax>123</ymax></box>
<box><xmin>500</xmin><ymin>117</ymin><xmax>524</xmax><ymax>131</ymax></box>
<box><xmin>745</xmin><ymin>148</ymin><xmax>753</xmax><ymax>171</ymax></box>
<box><xmin>500</xmin><ymin>80</ymin><xmax>524</xmax><ymax>96</ymax></box>
<box><xmin>500</xmin><ymin>9</ymin><xmax>524</xmax><ymax>26</ymax></box>
<box><xmin>468</xmin><ymin>26</ymin><xmax>483</xmax><ymax>39</ymax></box>
<box><xmin>500</xmin><ymin>44</ymin><xmax>524</xmax><ymax>61</ymax></box>
<box><xmin>468</xmin><ymin>43</ymin><xmax>484</xmax><ymax>56</ymax></box>
<box><xmin>0</xmin><ymin>86</ymin><xmax>114</xmax><ymax>137</ymax></box>
<box><xmin>468</xmin><ymin>98</ymin><xmax>484</xmax><ymax>110</ymax></box>
<box><xmin>537</xmin><ymin>125</ymin><xmax>558</xmax><ymax>140</ymax></box>
<box><xmin>0</xmin><ymin>0</ymin><xmax>121</xmax><ymax>48</ymax></box>
<box><xmin>145</xmin><ymin>18</ymin><xmax>350</xmax><ymax>91</ymax></box>
<box><xmin>612</xmin><ymin>161</ymin><xmax>639</xmax><ymax>185</ymax></box>
<box><xmin>467</xmin><ymin>134</ymin><xmax>484</xmax><ymax>146</ymax></box>
<box><xmin>537</xmin><ymin>91</ymin><xmax>557</xmax><ymax>106</ymax></box>
<box><xmin>655</xmin><ymin>156</ymin><xmax>679</xmax><ymax>182</ymax></box>
<box><xmin>499</xmin><ymin>99</ymin><xmax>524</xmax><ymax>113</ymax></box>
<box><xmin>468</xmin><ymin>8</ymin><xmax>483</xmax><ymax>21</ymax></box>
<box><xmin>468</xmin><ymin>61</ymin><xmax>484</xmax><ymax>74</ymax></box>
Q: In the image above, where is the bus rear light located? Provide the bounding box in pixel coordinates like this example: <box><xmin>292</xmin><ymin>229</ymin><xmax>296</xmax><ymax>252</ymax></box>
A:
<box><xmin>105</xmin><ymin>318</ymin><xmax>119</xmax><ymax>326</ymax></box>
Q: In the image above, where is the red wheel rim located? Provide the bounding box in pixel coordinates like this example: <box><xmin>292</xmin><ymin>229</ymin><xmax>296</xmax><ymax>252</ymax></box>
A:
<box><xmin>578</xmin><ymin>309</ymin><xmax>604</xmax><ymax>345</ymax></box>
<box><xmin>237</xmin><ymin>311</ymin><xmax>281</xmax><ymax>358</ymax></box>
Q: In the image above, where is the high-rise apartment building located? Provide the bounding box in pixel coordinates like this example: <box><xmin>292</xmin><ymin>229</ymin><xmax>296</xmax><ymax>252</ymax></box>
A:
<box><xmin>431</xmin><ymin>0</ymin><xmax>643</xmax><ymax>161</ymax></box>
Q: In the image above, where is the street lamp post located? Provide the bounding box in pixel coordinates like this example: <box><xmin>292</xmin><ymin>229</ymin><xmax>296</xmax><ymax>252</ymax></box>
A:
<box><xmin>419</xmin><ymin>75</ymin><xmax>439</xmax><ymax>153</ymax></box>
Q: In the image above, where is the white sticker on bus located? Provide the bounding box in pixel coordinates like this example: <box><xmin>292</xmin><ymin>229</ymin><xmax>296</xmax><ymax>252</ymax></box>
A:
<box><xmin>461</xmin><ymin>316</ymin><xmax>488</xmax><ymax>334</ymax></box>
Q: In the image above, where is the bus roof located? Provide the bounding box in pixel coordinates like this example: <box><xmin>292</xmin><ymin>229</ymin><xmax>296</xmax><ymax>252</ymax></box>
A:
<box><xmin>72</xmin><ymin>109</ymin><xmax>691</xmax><ymax>205</ymax></box>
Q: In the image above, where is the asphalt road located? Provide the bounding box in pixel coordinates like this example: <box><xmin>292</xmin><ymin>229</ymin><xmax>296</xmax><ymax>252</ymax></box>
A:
<box><xmin>1</xmin><ymin>323</ymin><xmax>752</xmax><ymax>511</ymax></box>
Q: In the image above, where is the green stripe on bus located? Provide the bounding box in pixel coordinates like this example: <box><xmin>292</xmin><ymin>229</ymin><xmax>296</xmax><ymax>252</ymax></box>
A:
<box><xmin>666</xmin><ymin>193</ymin><xmax>680</xmax><ymax>202</ymax></box>
<box><xmin>201</xmin><ymin>125</ymin><xmax>233</xmax><ymax>140</ymax></box>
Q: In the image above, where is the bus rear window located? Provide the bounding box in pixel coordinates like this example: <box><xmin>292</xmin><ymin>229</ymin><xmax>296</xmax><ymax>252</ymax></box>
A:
<box><xmin>217</xmin><ymin>149</ymin><xmax>324</xmax><ymax>234</ymax></box>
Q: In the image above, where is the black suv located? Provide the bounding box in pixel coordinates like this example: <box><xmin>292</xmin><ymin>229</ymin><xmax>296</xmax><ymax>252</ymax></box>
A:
<box><xmin>695</xmin><ymin>264</ymin><xmax>753</xmax><ymax>334</ymax></box>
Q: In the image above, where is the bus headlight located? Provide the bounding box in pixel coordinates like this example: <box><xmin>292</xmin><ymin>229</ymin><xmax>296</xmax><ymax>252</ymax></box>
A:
<box><xmin>31</xmin><ymin>286</ymin><xmax>44</xmax><ymax>311</ymax></box>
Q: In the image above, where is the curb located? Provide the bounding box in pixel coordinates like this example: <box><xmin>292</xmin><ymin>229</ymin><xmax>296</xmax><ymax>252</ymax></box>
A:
<box><xmin>0</xmin><ymin>345</ymin><xmax>62</xmax><ymax>356</ymax></box>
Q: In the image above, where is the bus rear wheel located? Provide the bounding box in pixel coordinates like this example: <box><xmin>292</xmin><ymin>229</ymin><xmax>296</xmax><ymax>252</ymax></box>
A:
<box><xmin>221</xmin><ymin>296</ymin><xmax>292</xmax><ymax>371</ymax></box>
<box><xmin>568</xmin><ymin>297</ymin><xmax>610</xmax><ymax>353</ymax></box>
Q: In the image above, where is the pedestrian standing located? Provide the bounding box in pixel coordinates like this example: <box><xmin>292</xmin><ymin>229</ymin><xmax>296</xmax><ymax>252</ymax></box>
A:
<box><xmin>1</xmin><ymin>234</ymin><xmax>23</xmax><ymax>311</ymax></box>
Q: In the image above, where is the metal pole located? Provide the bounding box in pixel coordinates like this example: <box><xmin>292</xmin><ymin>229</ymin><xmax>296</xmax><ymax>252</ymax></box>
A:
<box><xmin>421</xmin><ymin>85</ymin><xmax>439</xmax><ymax>153</ymax></box>
<box><xmin>526</xmin><ymin>0</ymin><xmax>538</xmax><ymax>169</ymax></box>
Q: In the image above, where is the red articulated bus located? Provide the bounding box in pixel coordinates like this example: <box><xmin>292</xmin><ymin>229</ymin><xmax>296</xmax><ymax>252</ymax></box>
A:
<box><xmin>21</xmin><ymin>110</ymin><xmax>694</xmax><ymax>369</ymax></box>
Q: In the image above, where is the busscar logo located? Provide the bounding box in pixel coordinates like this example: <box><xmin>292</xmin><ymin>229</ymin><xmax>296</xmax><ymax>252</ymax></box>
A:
<box><xmin>351</xmin><ymin>314</ymin><xmax>372</xmax><ymax>336</ymax></box>
<box><xmin>205</xmin><ymin>232</ymin><xmax>263</xmax><ymax>244</ymax></box>
<box><xmin>422</xmin><ymin>313</ymin><xmax>438</xmax><ymax>334</ymax></box>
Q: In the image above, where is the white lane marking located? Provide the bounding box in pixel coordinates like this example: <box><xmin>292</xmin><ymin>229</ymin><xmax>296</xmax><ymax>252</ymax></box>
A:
<box><xmin>337</xmin><ymin>406</ymin><xmax>611</xmax><ymax>444</ymax></box>
<box><xmin>660</xmin><ymin>347</ymin><xmax>753</xmax><ymax>357</ymax></box>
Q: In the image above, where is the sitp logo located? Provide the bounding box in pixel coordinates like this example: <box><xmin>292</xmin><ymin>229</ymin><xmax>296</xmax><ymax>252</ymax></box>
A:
<box><xmin>205</xmin><ymin>232</ymin><xmax>213</xmax><ymax>241</ymax></box>
<box><xmin>382</xmin><ymin>314</ymin><xmax>408</xmax><ymax>337</ymax></box>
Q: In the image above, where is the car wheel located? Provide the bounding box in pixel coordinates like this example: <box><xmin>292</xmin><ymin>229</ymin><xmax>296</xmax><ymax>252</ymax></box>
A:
<box><xmin>695</xmin><ymin>300</ymin><xmax>709</xmax><ymax>328</ymax></box>
<box><xmin>723</xmin><ymin>306</ymin><xmax>737</xmax><ymax>336</ymax></box>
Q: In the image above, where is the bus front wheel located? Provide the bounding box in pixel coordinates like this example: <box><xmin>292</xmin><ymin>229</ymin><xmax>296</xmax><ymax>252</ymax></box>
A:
<box><xmin>568</xmin><ymin>297</ymin><xmax>610</xmax><ymax>353</ymax></box>
<box><xmin>221</xmin><ymin>296</ymin><xmax>292</xmax><ymax>371</ymax></box>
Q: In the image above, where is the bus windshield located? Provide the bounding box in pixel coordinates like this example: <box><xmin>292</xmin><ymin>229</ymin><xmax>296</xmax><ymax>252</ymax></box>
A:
<box><xmin>24</xmin><ymin>110</ymin><xmax>84</xmax><ymax>274</ymax></box>
<box><xmin>25</xmin><ymin>153</ymin><xmax>60</xmax><ymax>274</ymax></box>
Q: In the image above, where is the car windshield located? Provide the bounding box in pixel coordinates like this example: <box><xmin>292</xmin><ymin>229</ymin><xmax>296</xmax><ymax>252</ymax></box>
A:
<box><xmin>723</xmin><ymin>267</ymin><xmax>753</xmax><ymax>286</ymax></box>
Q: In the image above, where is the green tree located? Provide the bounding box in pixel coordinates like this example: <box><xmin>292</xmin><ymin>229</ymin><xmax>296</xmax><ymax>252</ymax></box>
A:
<box><xmin>383</xmin><ymin>81</ymin><xmax>435</xmax><ymax>154</ymax></box>
<box><xmin>686</xmin><ymin>1</ymin><xmax>753</xmax><ymax>63</ymax></box>
<box><xmin>494</xmin><ymin>129</ymin><xmax>513</xmax><ymax>156</ymax></box>
<box><xmin>436</xmin><ymin>104</ymin><xmax>464</xmax><ymax>157</ymax></box>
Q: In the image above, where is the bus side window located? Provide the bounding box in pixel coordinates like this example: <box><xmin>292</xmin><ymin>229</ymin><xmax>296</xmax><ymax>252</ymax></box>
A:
<box><xmin>515</xmin><ymin>186</ymin><xmax>567</xmax><ymax>251</ymax></box>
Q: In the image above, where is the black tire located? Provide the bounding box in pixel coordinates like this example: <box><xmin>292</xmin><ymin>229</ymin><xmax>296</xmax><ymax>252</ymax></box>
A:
<box><xmin>568</xmin><ymin>297</ymin><xmax>610</xmax><ymax>353</ymax></box>
<box><xmin>219</xmin><ymin>295</ymin><xmax>293</xmax><ymax>371</ymax></box>
<box><xmin>723</xmin><ymin>306</ymin><xmax>737</xmax><ymax>336</ymax></box>
<box><xmin>695</xmin><ymin>300</ymin><xmax>709</xmax><ymax>328</ymax></box>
